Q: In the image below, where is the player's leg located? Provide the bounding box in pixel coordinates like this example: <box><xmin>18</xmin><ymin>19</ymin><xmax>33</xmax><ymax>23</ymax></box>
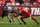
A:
<box><xmin>16</xmin><ymin>16</ymin><xmax>21</xmax><ymax>24</ymax></box>
<box><xmin>17</xmin><ymin>13</ymin><xmax>22</xmax><ymax>24</ymax></box>
<box><xmin>11</xmin><ymin>13</ymin><xmax>17</xmax><ymax>22</ymax></box>
<box><xmin>31</xmin><ymin>15</ymin><xmax>39</xmax><ymax>25</ymax></box>
<box><xmin>7</xmin><ymin>14</ymin><xmax>12</xmax><ymax>23</ymax></box>
<box><xmin>2</xmin><ymin>14</ymin><xmax>4</xmax><ymax>19</ymax></box>
<box><xmin>2</xmin><ymin>11</ymin><xmax>5</xmax><ymax>19</ymax></box>
<box><xmin>27</xmin><ymin>12</ymin><xmax>39</xmax><ymax>25</ymax></box>
<box><xmin>20</xmin><ymin>15</ymin><xmax>28</xmax><ymax>24</ymax></box>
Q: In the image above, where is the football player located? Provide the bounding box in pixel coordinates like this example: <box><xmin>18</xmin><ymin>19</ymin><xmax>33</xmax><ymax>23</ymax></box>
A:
<box><xmin>19</xmin><ymin>7</ymin><xmax>39</xmax><ymax>25</ymax></box>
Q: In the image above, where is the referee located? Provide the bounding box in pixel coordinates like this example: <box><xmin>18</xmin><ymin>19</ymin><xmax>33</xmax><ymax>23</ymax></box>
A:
<box><xmin>2</xmin><ymin>4</ymin><xmax>8</xmax><ymax>19</ymax></box>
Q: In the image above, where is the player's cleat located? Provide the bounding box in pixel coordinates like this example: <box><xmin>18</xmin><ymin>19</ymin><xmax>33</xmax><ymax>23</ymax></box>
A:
<box><xmin>9</xmin><ymin>20</ymin><xmax>11</xmax><ymax>23</ymax></box>
<box><xmin>23</xmin><ymin>22</ymin><xmax>26</xmax><ymax>25</ymax></box>
<box><xmin>19</xmin><ymin>23</ymin><xmax>22</xmax><ymax>25</ymax></box>
<box><xmin>37</xmin><ymin>23</ymin><xmax>39</xmax><ymax>25</ymax></box>
<box><xmin>1</xmin><ymin>18</ymin><xmax>4</xmax><ymax>20</ymax></box>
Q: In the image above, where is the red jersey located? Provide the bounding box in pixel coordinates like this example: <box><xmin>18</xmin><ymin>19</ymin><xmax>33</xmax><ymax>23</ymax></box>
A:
<box><xmin>19</xmin><ymin>8</ymin><xmax>30</xmax><ymax>17</ymax></box>
<box><xmin>19</xmin><ymin>8</ymin><xmax>28</xmax><ymax>14</ymax></box>
<box><xmin>38</xmin><ymin>0</ymin><xmax>40</xmax><ymax>4</ymax></box>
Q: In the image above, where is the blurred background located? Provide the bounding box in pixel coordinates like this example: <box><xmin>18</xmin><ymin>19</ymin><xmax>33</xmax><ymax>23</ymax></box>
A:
<box><xmin>0</xmin><ymin>0</ymin><xmax>40</xmax><ymax>16</ymax></box>
<box><xmin>0</xmin><ymin>0</ymin><xmax>40</xmax><ymax>6</ymax></box>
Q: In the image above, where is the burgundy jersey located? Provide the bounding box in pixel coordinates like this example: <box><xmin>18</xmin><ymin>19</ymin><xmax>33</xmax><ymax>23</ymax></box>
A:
<box><xmin>19</xmin><ymin>8</ymin><xmax>28</xmax><ymax>14</ymax></box>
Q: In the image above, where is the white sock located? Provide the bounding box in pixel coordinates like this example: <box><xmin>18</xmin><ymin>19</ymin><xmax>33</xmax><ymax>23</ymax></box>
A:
<box><xmin>17</xmin><ymin>18</ymin><xmax>21</xmax><ymax>23</ymax></box>
<box><xmin>30</xmin><ymin>14</ymin><xmax>31</xmax><ymax>19</ymax></box>
<box><xmin>17</xmin><ymin>16</ymin><xmax>21</xmax><ymax>23</ymax></box>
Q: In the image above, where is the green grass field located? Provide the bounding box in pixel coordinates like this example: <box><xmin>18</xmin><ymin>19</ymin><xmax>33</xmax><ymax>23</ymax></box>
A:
<box><xmin>0</xmin><ymin>16</ymin><xmax>40</xmax><ymax>27</ymax></box>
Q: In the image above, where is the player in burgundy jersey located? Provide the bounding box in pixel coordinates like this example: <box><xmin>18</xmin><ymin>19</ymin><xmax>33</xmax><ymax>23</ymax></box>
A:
<box><xmin>19</xmin><ymin>8</ymin><xmax>39</xmax><ymax>25</ymax></box>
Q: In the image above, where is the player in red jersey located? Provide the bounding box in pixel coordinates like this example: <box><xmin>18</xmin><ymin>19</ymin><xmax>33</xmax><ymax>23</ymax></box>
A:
<box><xmin>19</xmin><ymin>8</ymin><xmax>39</xmax><ymax>25</ymax></box>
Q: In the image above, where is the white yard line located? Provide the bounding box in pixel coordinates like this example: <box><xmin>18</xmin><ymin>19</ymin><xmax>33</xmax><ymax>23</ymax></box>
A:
<box><xmin>0</xmin><ymin>22</ymin><xmax>16</xmax><ymax>23</ymax></box>
<box><xmin>0</xmin><ymin>21</ymin><xmax>40</xmax><ymax>23</ymax></box>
